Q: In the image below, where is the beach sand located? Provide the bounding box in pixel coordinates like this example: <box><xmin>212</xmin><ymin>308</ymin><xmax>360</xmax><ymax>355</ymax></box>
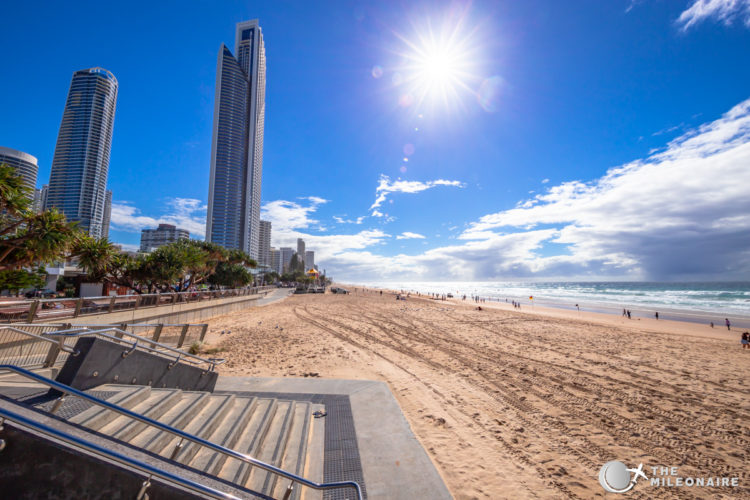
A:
<box><xmin>205</xmin><ymin>289</ymin><xmax>750</xmax><ymax>499</ymax></box>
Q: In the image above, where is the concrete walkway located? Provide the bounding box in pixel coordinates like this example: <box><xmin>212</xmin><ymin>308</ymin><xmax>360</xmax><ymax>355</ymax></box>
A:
<box><xmin>217</xmin><ymin>376</ymin><xmax>452</xmax><ymax>500</ymax></box>
<box><xmin>254</xmin><ymin>287</ymin><xmax>294</xmax><ymax>307</ymax></box>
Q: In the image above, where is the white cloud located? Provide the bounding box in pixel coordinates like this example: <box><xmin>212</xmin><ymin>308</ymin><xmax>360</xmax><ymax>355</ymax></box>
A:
<box><xmin>110</xmin><ymin>197</ymin><xmax>207</xmax><ymax>238</ymax></box>
<box><xmin>677</xmin><ymin>0</ymin><xmax>750</xmax><ymax>30</ymax></box>
<box><xmin>261</xmin><ymin>197</ymin><xmax>390</xmax><ymax>262</ymax></box>
<box><xmin>261</xmin><ymin>197</ymin><xmax>327</xmax><ymax>233</ymax></box>
<box><xmin>396</xmin><ymin>232</ymin><xmax>426</xmax><ymax>240</ymax></box>
<box><xmin>113</xmin><ymin>242</ymin><xmax>140</xmax><ymax>253</ymax></box>
<box><xmin>369</xmin><ymin>175</ymin><xmax>464</xmax><ymax>212</ymax></box>
<box><xmin>326</xmin><ymin>97</ymin><xmax>750</xmax><ymax>282</ymax></box>
<box><xmin>333</xmin><ymin>215</ymin><xmax>365</xmax><ymax>224</ymax></box>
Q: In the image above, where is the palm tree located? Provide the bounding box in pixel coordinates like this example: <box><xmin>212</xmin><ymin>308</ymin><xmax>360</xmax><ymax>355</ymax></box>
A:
<box><xmin>72</xmin><ymin>236</ymin><xmax>118</xmax><ymax>281</ymax></box>
<box><xmin>0</xmin><ymin>209</ymin><xmax>80</xmax><ymax>270</ymax></box>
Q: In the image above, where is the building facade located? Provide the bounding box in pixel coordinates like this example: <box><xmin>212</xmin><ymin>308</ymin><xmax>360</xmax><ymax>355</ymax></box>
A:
<box><xmin>140</xmin><ymin>224</ymin><xmax>189</xmax><ymax>252</ymax></box>
<box><xmin>0</xmin><ymin>146</ymin><xmax>38</xmax><ymax>195</ymax></box>
<box><xmin>206</xmin><ymin>20</ymin><xmax>266</xmax><ymax>259</ymax></box>
<box><xmin>258</xmin><ymin>219</ymin><xmax>271</xmax><ymax>266</ymax></box>
<box><xmin>305</xmin><ymin>250</ymin><xmax>315</xmax><ymax>270</ymax></box>
<box><xmin>279</xmin><ymin>247</ymin><xmax>294</xmax><ymax>274</ymax></box>
<box><xmin>296</xmin><ymin>238</ymin><xmax>305</xmax><ymax>259</ymax></box>
<box><xmin>45</xmin><ymin>67</ymin><xmax>118</xmax><ymax>238</ymax></box>
<box><xmin>269</xmin><ymin>247</ymin><xmax>280</xmax><ymax>274</ymax></box>
<box><xmin>102</xmin><ymin>190</ymin><xmax>112</xmax><ymax>239</ymax></box>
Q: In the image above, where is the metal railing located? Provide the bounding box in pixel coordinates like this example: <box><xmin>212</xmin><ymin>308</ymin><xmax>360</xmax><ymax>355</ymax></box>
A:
<box><xmin>7</xmin><ymin>322</ymin><xmax>209</xmax><ymax>349</ymax></box>
<box><xmin>0</xmin><ymin>286</ymin><xmax>277</xmax><ymax>324</ymax></box>
<box><xmin>0</xmin><ymin>323</ymin><xmax>218</xmax><ymax>370</ymax></box>
<box><xmin>42</xmin><ymin>327</ymin><xmax>225</xmax><ymax>371</ymax></box>
<box><xmin>0</xmin><ymin>365</ymin><xmax>364</xmax><ymax>500</ymax></box>
<box><xmin>0</xmin><ymin>405</ymin><xmax>242</xmax><ymax>500</ymax></box>
<box><xmin>0</xmin><ymin>327</ymin><xmax>79</xmax><ymax>368</ymax></box>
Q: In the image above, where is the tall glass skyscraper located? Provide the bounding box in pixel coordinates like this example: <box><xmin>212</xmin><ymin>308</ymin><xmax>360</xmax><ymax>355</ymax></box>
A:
<box><xmin>206</xmin><ymin>20</ymin><xmax>266</xmax><ymax>259</ymax></box>
<box><xmin>45</xmin><ymin>67</ymin><xmax>118</xmax><ymax>238</ymax></box>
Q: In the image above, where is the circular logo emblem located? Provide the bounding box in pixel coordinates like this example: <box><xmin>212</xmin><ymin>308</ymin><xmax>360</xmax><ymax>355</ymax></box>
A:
<box><xmin>599</xmin><ymin>461</ymin><xmax>635</xmax><ymax>493</ymax></box>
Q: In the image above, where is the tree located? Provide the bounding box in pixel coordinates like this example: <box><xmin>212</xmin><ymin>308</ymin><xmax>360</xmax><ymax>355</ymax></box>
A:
<box><xmin>207</xmin><ymin>262</ymin><xmax>252</xmax><ymax>288</ymax></box>
<box><xmin>0</xmin><ymin>165</ymin><xmax>80</xmax><ymax>293</ymax></box>
<box><xmin>73</xmin><ymin>235</ymin><xmax>119</xmax><ymax>282</ymax></box>
<box><xmin>0</xmin><ymin>267</ymin><xmax>45</xmax><ymax>295</ymax></box>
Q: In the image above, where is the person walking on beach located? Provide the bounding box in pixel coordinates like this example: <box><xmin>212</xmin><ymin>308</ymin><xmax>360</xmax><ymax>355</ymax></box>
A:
<box><xmin>623</xmin><ymin>308</ymin><xmax>627</xmax><ymax>317</ymax></box>
<box><xmin>655</xmin><ymin>312</ymin><xmax>659</xmax><ymax>320</ymax></box>
<box><xmin>726</xmin><ymin>318</ymin><xmax>731</xmax><ymax>331</ymax></box>
<box><xmin>627</xmin><ymin>310</ymin><xmax>631</xmax><ymax>319</ymax></box>
<box><xmin>741</xmin><ymin>331</ymin><xmax>749</xmax><ymax>350</ymax></box>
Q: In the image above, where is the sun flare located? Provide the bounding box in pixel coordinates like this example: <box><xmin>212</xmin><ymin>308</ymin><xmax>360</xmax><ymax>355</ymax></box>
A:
<box><xmin>391</xmin><ymin>10</ymin><xmax>484</xmax><ymax>112</ymax></box>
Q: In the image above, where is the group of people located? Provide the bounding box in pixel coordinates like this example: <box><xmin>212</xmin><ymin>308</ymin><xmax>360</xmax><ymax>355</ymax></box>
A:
<box><xmin>622</xmin><ymin>308</ymin><xmax>632</xmax><ymax>319</ymax></box>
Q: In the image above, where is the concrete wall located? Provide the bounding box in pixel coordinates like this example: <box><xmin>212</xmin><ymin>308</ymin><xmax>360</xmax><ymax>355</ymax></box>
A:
<box><xmin>66</xmin><ymin>293</ymin><xmax>265</xmax><ymax>326</ymax></box>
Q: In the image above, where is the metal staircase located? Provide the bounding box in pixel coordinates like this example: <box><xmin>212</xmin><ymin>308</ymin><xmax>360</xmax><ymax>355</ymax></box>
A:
<box><xmin>0</xmin><ymin>331</ymin><xmax>362</xmax><ymax>500</ymax></box>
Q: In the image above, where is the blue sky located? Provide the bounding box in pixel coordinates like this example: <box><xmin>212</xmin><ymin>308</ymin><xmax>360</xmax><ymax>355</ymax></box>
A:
<box><xmin>2</xmin><ymin>0</ymin><xmax>750</xmax><ymax>281</ymax></box>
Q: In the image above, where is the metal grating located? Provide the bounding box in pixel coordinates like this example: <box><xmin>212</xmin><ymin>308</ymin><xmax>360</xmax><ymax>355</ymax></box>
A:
<box><xmin>31</xmin><ymin>390</ymin><xmax>119</xmax><ymax>419</ymax></box>
<box><xmin>217</xmin><ymin>391</ymin><xmax>367</xmax><ymax>500</ymax></box>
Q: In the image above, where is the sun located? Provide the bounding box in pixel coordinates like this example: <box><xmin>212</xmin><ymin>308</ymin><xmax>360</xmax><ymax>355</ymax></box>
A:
<box><xmin>391</xmin><ymin>9</ymin><xmax>483</xmax><ymax>112</ymax></box>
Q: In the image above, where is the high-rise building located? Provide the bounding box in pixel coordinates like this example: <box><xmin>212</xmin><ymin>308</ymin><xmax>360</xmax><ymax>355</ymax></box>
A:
<box><xmin>140</xmin><ymin>224</ymin><xmax>189</xmax><ymax>252</ymax></box>
<box><xmin>297</xmin><ymin>238</ymin><xmax>305</xmax><ymax>258</ymax></box>
<box><xmin>258</xmin><ymin>219</ymin><xmax>271</xmax><ymax>266</ymax></box>
<box><xmin>269</xmin><ymin>247</ymin><xmax>280</xmax><ymax>274</ymax></box>
<box><xmin>279</xmin><ymin>247</ymin><xmax>294</xmax><ymax>274</ymax></box>
<box><xmin>45</xmin><ymin>67</ymin><xmax>118</xmax><ymax>238</ymax></box>
<box><xmin>206</xmin><ymin>20</ymin><xmax>266</xmax><ymax>259</ymax></box>
<box><xmin>102</xmin><ymin>190</ymin><xmax>112</xmax><ymax>239</ymax></box>
<box><xmin>305</xmin><ymin>250</ymin><xmax>315</xmax><ymax>270</ymax></box>
<box><xmin>0</xmin><ymin>146</ymin><xmax>38</xmax><ymax>195</ymax></box>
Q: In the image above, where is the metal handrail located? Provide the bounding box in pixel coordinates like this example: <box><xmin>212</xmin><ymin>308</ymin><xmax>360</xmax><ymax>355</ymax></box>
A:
<box><xmin>42</xmin><ymin>327</ymin><xmax>225</xmax><ymax>371</ymax></box>
<box><xmin>0</xmin><ymin>285</ymin><xmax>277</xmax><ymax>307</ymax></box>
<box><xmin>0</xmin><ymin>365</ymin><xmax>364</xmax><ymax>500</ymax></box>
<box><xmin>0</xmin><ymin>326</ymin><xmax>79</xmax><ymax>356</ymax></box>
<box><xmin>0</xmin><ymin>285</ymin><xmax>277</xmax><ymax>324</ymax></box>
<box><xmin>0</xmin><ymin>405</ymin><xmax>241</xmax><ymax>500</ymax></box>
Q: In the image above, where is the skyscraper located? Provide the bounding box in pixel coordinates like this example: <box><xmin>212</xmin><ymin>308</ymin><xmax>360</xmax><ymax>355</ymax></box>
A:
<box><xmin>0</xmin><ymin>146</ymin><xmax>38</xmax><ymax>195</ymax></box>
<box><xmin>258</xmin><ymin>219</ymin><xmax>271</xmax><ymax>266</ymax></box>
<box><xmin>45</xmin><ymin>67</ymin><xmax>118</xmax><ymax>238</ymax></box>
<box><xmin>305</xmin><ymin>250</ymin><xmax>315</xmax><ymax>270</ymax></box>
<box><xmin>297</xmin><ymin>238</ymin><xmax>305</xmax><ymax>259</ymax></box>
<box><xmin>206</xmin><ymin>20</ymin><xmax>266</xmax><ymax>259</ymax></box>
<box><xmin>270</xmin><ymin>247</ymin><xmax>280</xmax><ymax>274</ymax></box>
<box><xmin>279</xmin><ymin>247</ymin><xmax>294</xmax><ymax>273</ymax></box>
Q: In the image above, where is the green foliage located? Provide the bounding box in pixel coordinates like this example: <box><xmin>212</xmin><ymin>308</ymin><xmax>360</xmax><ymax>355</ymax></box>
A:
<box><xmin>207</xmin><ymin>262</ymin><xmax>252</xmax><ymax>288</ymax></box>
<box><xmin>72</xmin><ymin>235</ymin><xmax>118</xmax><ymax>281</ymax></box>
<box><xmin>0</xmin><ymin>267</ymin><xmax>45</xmax><ymax>294</ymax></box>
<box><xmin>0</xmin><ymin>165</ymin><xmax>80</xmax><ymax>293</ymax></box>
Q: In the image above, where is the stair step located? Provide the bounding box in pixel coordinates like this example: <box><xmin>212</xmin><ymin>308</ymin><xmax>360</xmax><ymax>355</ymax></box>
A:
<box><xmin>169</xmin><ymin>393</ymin><xmax>235</xmax><ymax>464</ymax></box>
<box><xmin>299</xmin><ymin>403</ymin><xmax>326</xmax><ymax>500</ymax></box>
<box><xmin>218</xmin><ymin>398</ymin><xmax>278</xmax><ymax>485</ymax></box>
<box><xmin>270</xmin><ymin>401</ymin><xmax>314</xmax><ymax>499</ymax></box>
<box><xmin>245</xmin><ymin>400</ymin><xmax>296</xmax><ymax>494</ymax></box>
<box><xmin>187</xmin><ymin>396</ymin><xmax>257</xmax><ymax>475</ymax></box>
<box><xmin>97</xmin><ymin>388</ymin><xmax>182</xmax><ymax>441</ymax></box>
<box><xmin>69</xmin><ymin>385</ymin><xmax>151</xmax><ymax>430</ymax></box>
<box><xmin>128</xmin><ymin>392</ymin><xmax>209</xmax><ymax>453</ymax></box>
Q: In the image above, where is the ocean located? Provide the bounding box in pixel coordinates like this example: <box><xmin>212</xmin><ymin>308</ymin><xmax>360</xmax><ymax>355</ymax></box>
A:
<box><xmin>357</xmin><ymin>281</ymin><xmax>750</xmax><ymax>326</ymax></box>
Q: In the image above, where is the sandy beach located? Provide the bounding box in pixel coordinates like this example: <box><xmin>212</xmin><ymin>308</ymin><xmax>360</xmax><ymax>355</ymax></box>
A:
<box><xmin>205</xmin><ymin>288</ymin><xmax>750</xmax><ymax>499</ymax></box>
